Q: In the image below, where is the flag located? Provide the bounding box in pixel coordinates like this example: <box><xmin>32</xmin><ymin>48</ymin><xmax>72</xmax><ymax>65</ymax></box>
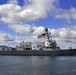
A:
<box><xmin>38</xmin><ymin>33</ymin><xmax>46</xmax><ymax>39</ymax></box>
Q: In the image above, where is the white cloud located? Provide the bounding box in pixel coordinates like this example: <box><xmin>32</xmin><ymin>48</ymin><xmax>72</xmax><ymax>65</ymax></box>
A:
<box><xmin>0</xmin><ymin>32</ymin><xmax>13</xmax><ymax>41</ymax></box>
<box><xmin>54</xmin><ymin>7</ymin><xmax>76</xmax><ymax>21</ymax></box>
<box><xmin>0</xmin><ymin>32</ymin><xmax>26</xmax><ymax>47</ymax></box>
<box><xmin>0</xmin><ymin>0</ymin><xmax>58</xmax><ymax>23</ymax></box>
<box><xmin>8</xmin><ymin>23</ymin><xmax>46</xmax><ymax>35</ymax></box>
<box><xmin>50</xmin><ymin>26</ymin><xmax>76</xmax><ymax>41</ymax></box>
<box><xmin>8</xmin><ymin>23</ymin><xmax>76</xmax><ymax>49</ymax></box>
<box><xmin>8</xmin><ymin>23</ymin><xmax>76</xmax><ymax>43</ymax></box>
<box><xmin>32</xmin><ymin>26</ymin><xmax>45</xmax><ymax>35</ymax></box>
<box><xmin>0</xmin><ymin>32</ymin><xmax>14</xmax><ymax>47</ymax></box>
<box><xmin>0</xmin><ymin>25</ymin><xmax>76</xmax><ymax>49</ymax></box>
<box><xmin>49</xmin><ymin>26</ymin><xmax>76</xmax><ymax>49</ymax></box>
<box><xmin>8</xmin><ymin>24</ymin><xmax>37</xmax><ymax>34</ymax></box>
<box><xmin>8</xmin><ymin>0</ymin><xmax>18</xmax><ymax>4</ymax></box>
<box><xmin>0</xmin><ymin>0</ymin><xmax>76</xmax><ymax>22</ymax></box>
<box><xmin>0</xmin><ymin>3</ymin><xmax>22</xmax><ymax>23</ymax></box>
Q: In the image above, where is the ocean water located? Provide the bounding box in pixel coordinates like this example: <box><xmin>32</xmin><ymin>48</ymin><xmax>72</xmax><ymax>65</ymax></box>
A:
<box><xmin>0</xmin><ymin>56</ymin><xmax>76</xmax><ymax>75</ymax></box>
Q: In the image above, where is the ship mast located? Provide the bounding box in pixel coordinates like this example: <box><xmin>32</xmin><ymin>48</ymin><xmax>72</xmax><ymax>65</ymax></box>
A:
<box><xmin>45</xmin><ymin>28</ymin><xmax>49</xmax><ymax>40</ymax></box>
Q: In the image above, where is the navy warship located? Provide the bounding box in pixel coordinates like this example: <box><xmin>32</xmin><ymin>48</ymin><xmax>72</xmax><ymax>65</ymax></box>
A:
<box><xmin>15</xmin><ymin>28</ymin><xmax>60</xmax><ymax>51</ymax></box>
<box><xmin>0</xmin><ymin>28</ymin><xmax>76</xmax><ymax>56</ymax></box>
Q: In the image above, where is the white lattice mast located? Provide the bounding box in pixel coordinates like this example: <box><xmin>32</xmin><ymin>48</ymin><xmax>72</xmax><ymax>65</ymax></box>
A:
<box><xmin>45</xmin><ymin>28</ymin><xmax>49</xmax><ymax>40</ymax></box>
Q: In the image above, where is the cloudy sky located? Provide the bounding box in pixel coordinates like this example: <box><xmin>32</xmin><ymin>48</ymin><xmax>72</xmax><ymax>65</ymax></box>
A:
<box><xmin>0</xmin><ymin>0</ymin><xmax>76</xmax><ymax>49</ymax></box>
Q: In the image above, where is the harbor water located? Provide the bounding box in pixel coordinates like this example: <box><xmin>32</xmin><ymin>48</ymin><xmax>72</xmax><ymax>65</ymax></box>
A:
<box><xmin>0</xmin><ymin>56</ymin><xmax>76</xmax><ymax>75</ymax></box>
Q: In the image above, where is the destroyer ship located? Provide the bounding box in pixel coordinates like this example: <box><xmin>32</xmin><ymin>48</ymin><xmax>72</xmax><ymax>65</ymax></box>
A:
<box><xmin>15</xmin><ymin>28</ymin><xmax>60</xmax><ymax>51</ymax></box>
<box><xmin>0</xmin><ymin>28</ymin><xmax>76</xmax><ymax>56</ymax></box>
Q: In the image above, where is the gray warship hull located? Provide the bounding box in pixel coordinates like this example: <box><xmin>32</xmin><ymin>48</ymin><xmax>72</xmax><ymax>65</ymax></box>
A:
<box><xmin>0</xmin><ymin>49</ymin><xmax>76</xmax><ymax>56</ymax></box>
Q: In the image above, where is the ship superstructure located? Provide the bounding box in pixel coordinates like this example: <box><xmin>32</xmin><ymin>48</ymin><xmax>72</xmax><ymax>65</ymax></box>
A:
<box><xmin>16</xmin><ymin>41</ymin><xmax>32</xmax><ymax>51</ymax></box>
<box><xmin>37</xmin><ymin>28</ymin><xmax>60</xmax><ymax>51</ymax></box>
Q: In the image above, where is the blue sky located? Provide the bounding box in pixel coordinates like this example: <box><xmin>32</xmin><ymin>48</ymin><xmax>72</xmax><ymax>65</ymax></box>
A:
<box><xmin>60</xmin><ymin>0</ymin><xmax>76</xmax><ymax>9</ymax></box>
<box><xmin>0</xmin><ymin>0</ymin><xmax>76</xmax><ymax>49</ymax></box>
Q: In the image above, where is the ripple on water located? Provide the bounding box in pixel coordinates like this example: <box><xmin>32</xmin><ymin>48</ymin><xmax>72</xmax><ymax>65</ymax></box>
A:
<box><xmin>0</xmin><ymin>56</ymin><xmax>76</xmax><ymax>75</ymax></box>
